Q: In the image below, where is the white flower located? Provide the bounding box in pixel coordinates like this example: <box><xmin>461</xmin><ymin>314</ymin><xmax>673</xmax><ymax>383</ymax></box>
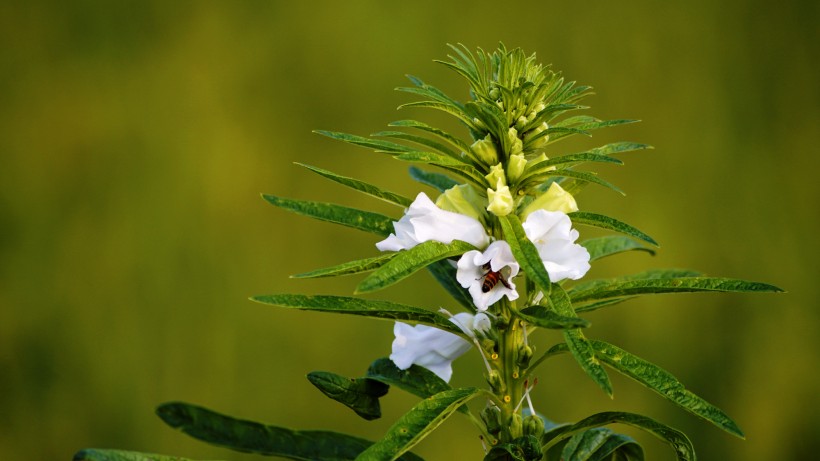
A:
<box><xmin>456</xmin><ymin>240</ymin><xmax>520</xmax><ymax>310</ymax></box>
<box><xmin>522</xmin><ymin>209</ymin><xmax>590</xmax><ymax>282</ymax></box>
<box><xmin>376</xmin><ymin>192</ymin><xmax>490</xmax><ymax>252</ymax></box>
<box><xmin>390</xmin><ymin>312</ymin><xmax>491</xmax><ymax>382</ymax></box>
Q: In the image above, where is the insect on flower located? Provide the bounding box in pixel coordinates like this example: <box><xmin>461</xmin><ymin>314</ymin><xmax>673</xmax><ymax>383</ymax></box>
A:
<box><xmin>480</xmin><ymin>263</ymin><xmax>512</xmax><ymax>293</ymax></box>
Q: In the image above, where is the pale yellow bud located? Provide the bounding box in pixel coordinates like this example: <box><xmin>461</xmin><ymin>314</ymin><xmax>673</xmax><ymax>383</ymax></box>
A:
<box><xmin>507</xmin><ymin>154</ymin><xmax>527</xmax><ymax>183</ymax></box>
<box><xmin>487</xmin><ymin>180</ymin><xmax>514</xmax><ymax>217</ymax></box>
<box><xmin>520</xmin><ymin>182</ymin><xmax>578</xmax><ymax>220</ymax></box>
<box><xmin>435</xmin><ymin>184</ymin><xmax>486</xmax><ymax>221</ymax></box>
<box><xmin>485</xmin><ymin>163</ymin><xmax>506</xmax><ymax>188</ymax></box>
<box><xmin>524</xmin><ymin>122</ymin><xmax>550</xmax><ymax>149</ymax></box>
<box><xmin>507</xmin><ymin>127</ymin><xmax>524</xmax><ymax>156</ymax></box>
<box><xmin>470</xmin><ymin>134</ymin><xmax>498</xmax><ymax>165</ymax></box>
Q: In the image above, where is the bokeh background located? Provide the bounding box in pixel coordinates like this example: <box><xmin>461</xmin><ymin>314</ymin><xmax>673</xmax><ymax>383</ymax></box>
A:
<box><xmin>1</xmin><ymin>1</ymin><xmax>818</xmax><ymax>460</ymax></box>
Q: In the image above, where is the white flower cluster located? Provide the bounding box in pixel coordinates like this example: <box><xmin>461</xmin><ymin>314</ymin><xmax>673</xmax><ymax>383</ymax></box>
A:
<box><xmin>376</xmin><ymin>192</ymin><xmax>591</xmax><ymax>381</ymax></box>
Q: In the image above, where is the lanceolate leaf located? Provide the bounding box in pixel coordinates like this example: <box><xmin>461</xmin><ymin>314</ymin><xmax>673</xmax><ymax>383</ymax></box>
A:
<box><xmin>569</xmin><ymin>276</ymin><xmax>784</xmax><ymax>304</ymax></box>
<box><xmin>394</xmin><ymin>151</ymin><xmax>486</xmax><ymax>185</ymax></box>
<box><xmin>73</xmin><ymin>449</ymin><xmax>215</xmax><ymax>461</ymax></box>
<box><xmin>313</xmin><ymin>130</ymin><xmax>415</xmax><ymax>154</ymax></box>
<box><xmin>568</xmin><ymin>269</ymin><xmax>704</xmax><ymax>298</ymax></box>
<box><xmin>540</xmin><ymin>169</ymin><xmax>625</xmax><ymax>196</ymax></box>
<box><xmin>291</xmin><ymin>254</ymin><xmax>397</xmax><ymax>279</ymax></box>
<box><xmin>356</xmin><ymin>240</ymin><xmax>476</xmax><ymax>294</ymax></box>
<box><xmin>587</xmin><ymin>142</ymin><xmax>653</xmax><ymax>156</ymax></box>
<box><xmin>561</xmin><ymin>428</ymin><xmax>643</xmax><ymax>461</ymax></box>
<box><xmin>580</xmin><ymin>340</ymin><xmax>744</xmax><ymax>438</ymax></box>
<box><xmin>250</xmin><ymin>294</ymin><xmax>466</xmax><ymax>337</ymax></box>
<box><xmin>372</xmin><ymin>130</ymin><xmax>459</xmax><ymax>159</ymax></box>
<box><xmin>156</xmin><ymin>402</ymin><xmax>423</xmax><ymax>461</ymax></box>
<box><xmin>296</xmin><ymin>163</ymin><xmax>412</xmax><ymax>207</ymax></box>
<box><xmin>389</xmin><ymin>120</ymin><xmax>472</xmax><ymax>153</ymax></box>
<box><xmin>355</xmin><ymin>388</ymin><xmax>481</xmax><ymax>461</ymax></box>
<box><xmin>549</xmin><ymin>285</ymin><xmax>613</xmax><ymax>397</ymax></box>
<box><xmin>408</xmin><ymin>166</ymin><xmax>459</xmax><ymax>192</ymax></box>
<box><xmin>262</xmin><ymin>195</ymin><xmax>394</xmax><ymax>236</ymax></box>
<box><xmin>498</xmin><ymin>214</ymin><xmax>551</xmax><ymax>295</ymax></box>
<box><xmin>307</xmin><ymin>371</ymin><xmax>388</xmax><ymax>421</ymax></box>
<box><xmin>526</xmin><ymin>152</ymin><xmax>624</xmax><ymax>173</ymax></box>
<box><xmin>517</xmin><ymin>304</ymin><xmax>591</xmax><ymax>329</ymax></box>
<box><xmin>568</xmin><ymin>211</ymin><xmax>659</xmax><ymax>247</ymax></box>
<box><xmin>573</xmin><ymin>297</ymin><xmax>636</xmax><ymax>314</ymax></box>
<box><xmin>581</xmin><ymin>236</ymin><xmax>656</xmax><ymax>261</ymax></box>
<box><xmin>366</xmin><ymin>358</ymin><xmax>452</xmax><ymax>400</ymax></box>
<box><xmin>425</xmin><ymin>259</ymin><xmax>475</xmax><ymax>310</ymax></box>
<box><xmin>542</xmin><ymin>411</ymin><xmax>695</xmax><ymax>461</ymax></box>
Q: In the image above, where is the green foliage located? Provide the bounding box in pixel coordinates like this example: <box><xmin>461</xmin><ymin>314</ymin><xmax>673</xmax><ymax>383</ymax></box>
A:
<box><xmin>307</xmin><ymin>371</ymin><xmax>389</xmax><ymax>420</ymax></box>
<box><xmin>581</xmin><ymin>236</ymin><xmax>656</xmax><ymax>261</ymax></box>
<box><xmin>365</xmin><ymin>358</ymin><xmax>453</xmax><ymax>400</ymax></box>
<box><xmin>408</xmin><ymin>166</ymin><xmax>459</xmax><ymax>193</ymax></box>
<box><xmin>297</xmin><ymin>163</ymin><xmax>413</xmax><ymax>207</ymax></box>
<box><xmin>74</xmin><ymin>450</ymin><xmax>216</xmax><ymax>461</ymax></box>
<box><xmin>262</xmin><ymin>195</ymin><xmax>394</xmax><ymax>236</ymax></box>
<box><xmin>355</xmin><ymin>388</ymin><xmax>481</xmax><ymax>461</ymax></box>
<box><xmin>569</xmin><ymin>276</ymin><xmax>783</xmax><ymax>304</ymax></box>
<box><xmin>156</xmin><ymin>402</ymin><xmax>423</xmax><ymax>461</ymax></box>
<box><xmin>559</xmin><ymin>428</ymin><xmax>643</xmax><ymax>461</ymax></box>
<box><xmin>498</xmin><ymin>214</ymin><xmax>551</xmax><ymax>294</ymax></box>
<box><xmin>568</xmin><ymin>212</ymin><xmax>659</xmax><ymax>247</ymax></box>
<box><xmin>291</xmin><ymin>254</ymin><xmax>397</xmax><ymax>279</ymax></box>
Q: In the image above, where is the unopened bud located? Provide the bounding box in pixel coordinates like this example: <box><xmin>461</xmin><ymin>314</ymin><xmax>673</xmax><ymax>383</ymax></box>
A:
<box><xmin>507</xmin><ymin>154</ymin><xmax>527</xmax><ymax>183</ymax></box>
<box><xmin>435</xmin><ymin>184</ymin><xmax>485</xmax><ymax>221</ymax></box>
<box><xmin>509</xmin><ymin>413</ymin><xmax>524</xmax><ymax>439</ymax></box>
<box><xmin>521</xmin><ymin>182</ymin><xmax>578</xmax><ymax>220</ymax></box>
<box><xmin>487</xmin><ymin>180</ymin><xmax>514</xmax><ymax>217</ymax></box>
<box><xmin>481</xmin><ymin>406</ymin><xmax>503</xmax><ymax>435</ymax></box>
<box><xmin>471</xmin><ymin>134</ymin><xmax>498</xmax><ymax>165</ymax></box>
<box><xmin>524</xmin><ymin>122</ymin><xmax>550</xmax><ymax>149</ymax></box>
<box><xmin>507</xmin><ymin>128</ymin><xmax>523</xmax><ymax>156</ymax></box>
<box><xmin>523</xmin><ymin>415</ymin><xmax>545</xmax><ymax>437</ymax></box>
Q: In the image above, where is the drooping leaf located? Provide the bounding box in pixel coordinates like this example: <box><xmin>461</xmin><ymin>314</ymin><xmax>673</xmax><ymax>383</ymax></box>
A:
<box><xmin>291</xmin><ymin>254</ymin><xmax>397</xmax><ymax>279</ymax></box>
<box><xmin>313</xmin><ymin>130</ymin><xmax>415</xmax><ymax>154</ymax></box>
<box><xmin>156</xmin><ymin>402</ymin><xmax>423</xmax><ymax>461</ymax></box>
<box><xmin>356</xmin><ymin>240</ymin><xmax>476</xmax><ymax>294</ymax></box>
<box><xmin>517</xmin><ymin>304</ymin><xmax>591</xmax><ymax>329</ymax></box>
<box><xmin>366</xmin><ymin>358</ymin><xmax>452</xmax><ymax>399</ymax></box>
<box><xmin>548</xmin><ymin>285</ymin><xmax>612</xmax><ymax>397</ymax></box>
<box><xmin>569</xmin><ymin>276</ymin><xmax>784</xmax><ymax>304</ymax></box>
<box><xmin>581</xmin><ymin>236</ymin><xmax>656</xmax><ymax>261</ymax></box>
<box><xmin>542</xmin><ymin>412</ymin><xmax>695</xmax><ymax>461</ymax></box>
<box><xmin>307</xmin><ymin>371</ymin><xmax>388</xmax><ymax>421</ymax></box>
<box><xmin>549</xmin><ymin>340</ymin><xmax>745</xmax><ymax>438</ymax></box>
<box><xmin>296</xmin><ymin>163</ymin><xmax>412</xmax><ymax>207</ymax></box>
<box><xmin>73</xmin><ymin>449</ymin><xmax>215</xmax><ymax>461</ymax></box>
<box><xmin>498</xmin><ymin>214</ymin><xmax>551</xmax><ymax>295</ymax></box>
<box><xmin>408</xmin><ymin>166</ymin><xmax>459</xmax><ymax>193</ymax></box>
<box><xmin>262</xmin><ymin>195</ymin><xmax>394</xmax><ymax>236</ymax></box>
<box><xmin>561</xmin><ymin>428</ymin><xmax>643</xmax><ymax>461</ymax></box>
<box><xmin>568</xmin><ymin>211</ymin><xmax>658</xmax><ymax>247</ymax></box>
<box><xmin>355</xmin><ymin>387</ymin><xmax>481</xmax><ymax>461</ymax></box>
<box><xmin>250</xmin><ymin>294</ymin><xmax>465</xmax><ymax>337</ymax></box>
<box><xmin>425</xmin><ymin>259</ymin><xmax>475</xmax><ymax>310</ymax></box>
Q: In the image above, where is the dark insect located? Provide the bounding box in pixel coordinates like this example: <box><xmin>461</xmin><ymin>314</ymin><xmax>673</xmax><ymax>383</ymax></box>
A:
<box><xmin>480</xmin><ymin>263</ymin><xmax>512</xmax><ymax>293</ymax></box>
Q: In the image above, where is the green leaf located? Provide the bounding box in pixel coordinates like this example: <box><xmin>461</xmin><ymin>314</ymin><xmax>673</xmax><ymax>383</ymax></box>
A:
<box><xmin>425</xmin><ymin>259</ymin><xmax>475</xmax><ymax>310</ymax></box>
<box><xmin>548</xmin><ymin>285</ymin><xmax>613</xmax><ymax>397</ymax></box>
<box><xmin>408</xmin><ymin>166</ymin><xmax>459</xmax><ymax>193</ymax></box>
<box><xmin>586</xmin><ymin>142</ymin><xmax>653</xmax><ymax>156</ymax></box>
<box><xmin>73</xmin><ymin>449</ymin><xmax>216</xmax><ymax>461</ymax></box>
<box><xmin>250</xmin><ymin>294</ymin><xmax>465</xmax><ymax>337</ymax></box>
<box><xmin>398</xmin><ymin>100</ymin><xmax>474</xmax><ymax>128</ymax></box>
<box><xmin>394</xmin><ymin>151</ymin><xmax>486</xmax><ymax>186</ymax></box>
<box><xmin>291</xmin><ymin>254</ymin><xmax>397</xmax><ymax>279</ymax></box>
<box><xmin>296</xmin><ymin>163</ymin><xmax>412</xmax><ymax>207</ymax></box>
<box><xmin>355</xmin><ymin>387</ymin><xmax>481</xmax><ymax>461</ymax></box>
<box><xmin>569</xmin><ymin>269</ymin><xmax>704</xmax><ymax>299</ymax></box>
<box><xmin>389</xmin><ymin>119</ymin><xmax>472</xmax><ymax>153</ymax></box>
<box><xmin>366</xmin><ymin>357</ymin><xmax>452</xmax><ymax>399</ymax></box>
<box><xmin>561</xmin><ymin>428</ymin><xmax>643</xmax><ymax>461</ymax></box>
<box><xmin>573</xmin><ymin>297</ymin><xmax>636</xmax><ymax>314</ymax></box>
<box><xmin>156</xmin><ymin>402</ymin><xmax>423</xmax><ymax>461</ymax></box>
<box><xmin>575</xmin><ymin>340</ymin><xmax>744</xmax><ymax>438</ymax></box>
<box><xmin>569</xmin><ymin>276</ymin><xmax>784</xmax><ymax>304</ymax></box>
<box><xmin>307</xmin><ymin>371</ymin><xmax>388</xmax><ymax>421</ymax></box>
<box><xmin>498</xmin><ymin>214</ymin><xmax>551</xmax><ymax>295</ymax></box>
<box><xmin>568</xmin><ymin>211</ymin><xmax>659</xmax><ymax>247</ymax></box>
<box><xmin>526</xmin><ymin>152</ymin><xmax>624</xmax><ymax>172</ymax></box>
<box><xmin>356</xmin><ymin>240</ymin><xmax>477</xmax><ymax>294</ymax></box>
<box><xmin>542</xmin><ymin>411</ymin><xmax>695</xmax><ymax>461</ymax></box>
<box><xmin>314</xmin><ymin>130</ymin><xmax>415</xmax><ymax>154</ymax></box>
<box><xmin>540</xmin><ymin>169</ymin><xmax>625</xmax><ymax>196</ymax></box>
<box><xmin>517</xmin><ymin>304</ymin><xmax>591</xmax><ymax>329</ymax></box>
<box><xmin>262</xmin><ymin>194</ymin><xmax>394</xmax><ymax>236</ymax></box>
<box><xmin>581</xmin><ymin>236</ymin><xmax>656</xmax><ymax>261</ymax></box>
<box><xmin>372</xmin><ymin>130</ymin><xmax>459</xmax><ymax>159</ymax></box>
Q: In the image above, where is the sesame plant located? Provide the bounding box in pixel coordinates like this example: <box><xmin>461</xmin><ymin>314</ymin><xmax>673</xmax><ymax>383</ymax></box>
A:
<box><xmin>75</xmin><ymin>44</ymin><xmax>782</xmax><ymax>461</ymax></box>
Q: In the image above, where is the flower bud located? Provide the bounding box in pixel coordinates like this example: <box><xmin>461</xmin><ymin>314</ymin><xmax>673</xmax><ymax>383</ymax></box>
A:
<box><xmin>471</xmin><ymin>134</ymin><xmax>498</xmax><ymax>165</ymax></box>
<box><xmin>481</xmin><ymin>406</ymin><xmax>503</xmax><ymax>435</ymax></box>
<box><xmin>435</xmin><ymin>184</ymin><xmax>486</xmax><ymax>221</ymax></box>
<box><xmin>485</xmin><ymin>163</ymin><xmax>506</xmax><ymax>187</ymax></box>
<box><xmin>523</xmin><ymin>415</ymin><xmax>545</xmax><ymax>437</ymax></box>
<box><xmin>507</xmin><ymin>154</ymin><xmax>527</xmax><ymax>183</ymax></box>
<box><xmin>509</xmin><ymin>413</ymin><xmax>524</xmax><ymax>439</ymax></box>
<box><xmin>515</xmin><ymin>116</ymin><xmax>529</xmax><ymax>131</ymax></box>
<box><xmin>507</xmin><ymin>128</ymin><xmax>523</xmax><ymax>156</ymax></box>
<box><xmin>520</xmin><ymin>182</ymin><xmax>578</xmax><ymax>220</ymax></box>
<box><xmin>487</xmin><ymin>180</ymin><xmax>514</xmax><ymax>217</ymax></box>
<box><xmin>524</xmin><ymin>122</ymin><xmax>549</xmax><ymax>149</ymax></box>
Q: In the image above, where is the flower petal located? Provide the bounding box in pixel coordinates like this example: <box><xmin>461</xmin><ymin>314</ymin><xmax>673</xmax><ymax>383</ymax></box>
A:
<box><xmin>522</xmin><ymin>209</ymin><xmax>591</xmax><ymax>282</ymax></box>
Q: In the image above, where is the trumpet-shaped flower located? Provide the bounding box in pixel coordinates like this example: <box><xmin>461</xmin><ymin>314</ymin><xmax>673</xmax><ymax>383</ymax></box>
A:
<box><xmin>376</xmin><ymin>192</ymin><xmax>490</xmax><ymax>252</ymax></box>
<box><xmin>522</xmin><ymin>209</ymin><xmax>590</xmax><ymax>282</ymax></box>
<box><xmin>390</xmin><ymin>312</ymin><xmax>491</xmax><ymax>382</ymax></box>
<box><xmin>456</xmin><ymin>240</ymin><xmax>520</xmax><ymax>310</ymax></box>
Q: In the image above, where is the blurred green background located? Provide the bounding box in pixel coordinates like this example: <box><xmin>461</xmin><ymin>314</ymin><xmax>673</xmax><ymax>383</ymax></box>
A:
<box><xmin>1</xmin><ymin>1</ymin><xmax>817</xmax><ymax>460</ymax></box>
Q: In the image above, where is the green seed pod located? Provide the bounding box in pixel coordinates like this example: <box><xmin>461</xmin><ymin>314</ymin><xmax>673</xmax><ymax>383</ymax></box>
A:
<box><xmin>523</xmin><ymin>414</ymin><xmax>545</xmax><ymax>437</ymax></box>
<box><xmin>481</xmin><ymin>405</ymin><xmax>503</xmax><ymax>435</ymax></box>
